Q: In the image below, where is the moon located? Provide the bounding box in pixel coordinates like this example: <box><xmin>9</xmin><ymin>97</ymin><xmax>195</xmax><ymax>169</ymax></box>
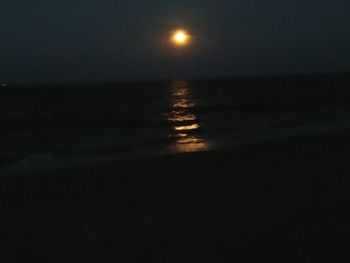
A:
<box><xmin>171</xmin><ymin>29</ymin><xmax>191</xmax><ymax>46</ymax></box>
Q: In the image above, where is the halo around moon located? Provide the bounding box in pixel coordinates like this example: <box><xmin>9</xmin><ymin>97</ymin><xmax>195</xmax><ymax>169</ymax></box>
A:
<box><xmin>171</xmin><ymin>29</ymin><xmax>191</xmax><ymax>47</ymax></box>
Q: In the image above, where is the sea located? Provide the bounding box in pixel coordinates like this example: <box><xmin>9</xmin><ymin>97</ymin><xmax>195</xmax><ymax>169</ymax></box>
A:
<box><xmin>2</xmin><ymin>74</ymin><xmax>350</xmax><ymax>173</ymax></box>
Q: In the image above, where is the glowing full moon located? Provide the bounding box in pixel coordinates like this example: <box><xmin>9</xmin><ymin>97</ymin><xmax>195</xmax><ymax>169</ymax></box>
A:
<box><xmin>171</xmin><ymin>29</ymin><xmax>191</xmax><ymax>46</ymax></box>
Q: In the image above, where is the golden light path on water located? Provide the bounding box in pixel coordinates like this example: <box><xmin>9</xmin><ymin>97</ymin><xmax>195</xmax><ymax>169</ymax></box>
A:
<box><xmin>174</xmin><ymin>123</ymin><xmax>200</xmax><ymax>131</ymax></box>
<box><xmin>167</xmin><ymin>80</ymin><xmax>214</xmax><ymax>153</ymax></box>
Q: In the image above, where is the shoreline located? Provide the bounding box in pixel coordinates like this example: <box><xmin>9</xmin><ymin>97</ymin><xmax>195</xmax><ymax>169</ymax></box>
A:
<box><xmin>1</xmin><ymin>128</ymin><xmax>350</xmax><ymax>261</ymax></box>
<box><xmin>2</xmin><ymin>125</ymin><xmax>350</xmax><ymax>177</ymax></box>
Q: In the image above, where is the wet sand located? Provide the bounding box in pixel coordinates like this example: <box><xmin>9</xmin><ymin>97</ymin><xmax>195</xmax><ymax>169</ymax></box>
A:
<box><xmin>1</xmin><ymin>130</ymin><xmax>350</xmax><ymax>262</ymax></box>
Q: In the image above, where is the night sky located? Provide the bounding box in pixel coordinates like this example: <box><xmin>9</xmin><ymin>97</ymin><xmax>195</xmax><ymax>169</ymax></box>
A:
<box><xmin>1</xmin><ymin>0</ymin><xmax>350</xmax><ymax>84</ymax></box>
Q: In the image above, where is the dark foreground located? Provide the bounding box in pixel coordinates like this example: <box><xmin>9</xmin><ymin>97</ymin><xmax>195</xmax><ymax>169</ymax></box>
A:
<box><xmin>1</xmin><ymin>130</ymin><xmax>350</xmax><ymax>262</ymax></box>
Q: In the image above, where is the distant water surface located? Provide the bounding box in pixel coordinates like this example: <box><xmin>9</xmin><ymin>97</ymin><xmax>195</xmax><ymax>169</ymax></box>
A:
<box><xmin>2</xmin><ymin>75</ymin><xmax>350</xmax><ymax>169</ymax></box>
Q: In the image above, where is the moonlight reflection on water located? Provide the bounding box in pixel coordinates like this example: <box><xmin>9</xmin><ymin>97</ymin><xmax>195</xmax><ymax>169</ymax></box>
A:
<box><xmin>166</xmin><ymin>80</ymin><xmax>214</xmax><ymax>153</ymax></box>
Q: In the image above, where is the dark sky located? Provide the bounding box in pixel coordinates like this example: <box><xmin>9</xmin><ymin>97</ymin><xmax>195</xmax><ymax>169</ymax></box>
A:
<box><xmin>1</xmin><ymin>0</ymin><xmax>350</xmax><ymax>84</ymax></box>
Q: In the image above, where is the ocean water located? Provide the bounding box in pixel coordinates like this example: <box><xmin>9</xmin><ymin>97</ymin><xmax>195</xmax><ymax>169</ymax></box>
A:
<box><xmin>2</xmin><ymin>75</ymin><xmax>350</xmax><ymax>172</ymax></box>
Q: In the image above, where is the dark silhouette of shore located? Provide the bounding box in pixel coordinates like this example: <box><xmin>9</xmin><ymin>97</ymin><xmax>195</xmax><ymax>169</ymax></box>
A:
<box><xmin>1</xmin><ymin>129</ymin><xmax>350</xmax><ymax>262</ymax></box>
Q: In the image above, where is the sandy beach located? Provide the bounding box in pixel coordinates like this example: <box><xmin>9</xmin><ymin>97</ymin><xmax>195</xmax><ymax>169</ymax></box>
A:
<box><xmin>1</xmin><ymin>130</ymin><xmax>350</xmax><ymax>262</ymax></box>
